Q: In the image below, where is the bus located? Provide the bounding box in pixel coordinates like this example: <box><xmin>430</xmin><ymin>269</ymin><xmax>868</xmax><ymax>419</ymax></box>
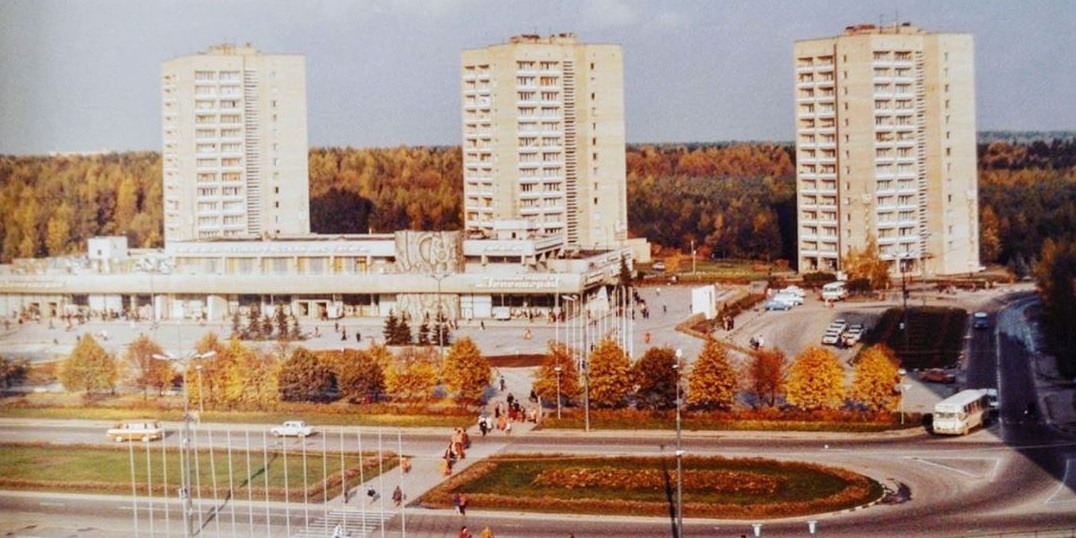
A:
<box><xmin>821</xmin><ymin>281</ymin><xmax>847</xmax><ymax>302</ymax></box>
<box><xmin>932</xmin><ymin>389</ymin><xmax>993</xmax><ymax>435</ymax></box>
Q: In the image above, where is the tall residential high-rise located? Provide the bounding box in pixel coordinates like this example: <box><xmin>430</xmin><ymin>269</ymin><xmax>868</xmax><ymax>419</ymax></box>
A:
<box><xmin>794</xmin><ymin>23</ymin><xmax>979</xmax><ymax>276</ymax></box>
<box><xmin>161</xmin><ymin>44</ymin><xmax>309</xmax><ymax>243</ymax></box>
<box><xmin>461</xmin><ymin>33</ymin><xmax>628</xmax><ymax>249</ymax></box>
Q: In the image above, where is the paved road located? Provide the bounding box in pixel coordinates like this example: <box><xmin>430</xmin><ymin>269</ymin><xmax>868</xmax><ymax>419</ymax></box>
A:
<box><xmin>6</xmin><ymin>282</ymin><xmax>1076</xmax><ymax>537</ymax></box>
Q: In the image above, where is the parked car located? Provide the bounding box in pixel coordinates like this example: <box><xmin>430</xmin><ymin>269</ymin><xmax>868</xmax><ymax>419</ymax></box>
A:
<box><xmin>765</xmin><ymin>300</ymin><xmax>793</xmax><ymax>311</ymax></box>
<box><xmin>107</xmin><ymin>419</ymin><xmax>164</xmax><ymax>442</ymax></box>
<box><xmin>821</xmin><ymin>328</ymin><xmax>844</xmax><ymax>345</ymax></box>
<box><xmin>780</xmin><ymin>285</ymin><xmax>806</xmax><ymax>298</ymax></box>
<box><xmin>841</xmin><ymin>324</ymin><xmax>865</xmax><ymax>346</ymax></box>
<box><xmin>271</xmin><ymin>420</ymin><xmax>313</xmax><ymax>438</ymax></box>
<box><xmin>772</xmin><ymin>292</ymin><xmax>803</xmax><ymax>306</ymax></box>
<box><xmin>972</xmin><ymin>312</ymin><xmax>990</xmax><ymax>329</ymax></box>
<box><xmin>920</xmin><ymin>369</ymin><xmax>957</xmax><ymax>384</ymax></box>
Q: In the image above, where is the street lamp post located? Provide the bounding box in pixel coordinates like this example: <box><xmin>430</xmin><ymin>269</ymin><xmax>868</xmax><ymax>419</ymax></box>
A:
<box><xmin>195</xmin><ymin>364</ymin><xmax>204</xmax><ymax>421</ymax></box>
<box><xmin>429</xmin><ymin>272</ymin><xmax>449</xmax><ymax>357</ymax></box>
<box><xmin>690</xmin><ymin>240</ymin><xmax>696</xmax><ymax>276</ymax></box>
<box><xmin>897</xmin><ymin>368</ymin><xmax>911</xmax><ymax>426</ymax></box>
<box><xmin>154</xmin><ymin>350</ymin><xmax>215</xmax><ymax>538</ymax></box>
<box><xmin>900</xmin><ymin>254</ymin><xmax>910</xmax><ymax>352</ymax></box>
<box><xmin>554</xmin><ymin>365</ymin><xmax>562</xmax><ymax>420</ymax></box>
<box><xmin>673</xmin><ymin>348</ymin><xmax>684</xmax><ymax>538</ymax></box>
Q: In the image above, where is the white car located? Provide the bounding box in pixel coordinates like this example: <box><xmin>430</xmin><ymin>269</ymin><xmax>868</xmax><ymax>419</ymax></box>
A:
<box><xmin>271</xmin><ymin>420</ymin><xmax>313</xmax><ymax>438</ymax></box>
<box><xmin>821</xmin><ymin>328</ymin><xmax>843</xmax><ymax>345</ymax></box>
<box><xmin>773</xmin><ymin>292</ymin><xmax>803</xmax><ymax>306</ymax></box>
<box><xmin>841</xmin><ymin>325</ymin><xmax>865</xmax><ymax>346</ymax></box>
<box><xmin>780</xmin><ymin>286</ymin><xmax>806</xmax><ymax>298</ymax></box>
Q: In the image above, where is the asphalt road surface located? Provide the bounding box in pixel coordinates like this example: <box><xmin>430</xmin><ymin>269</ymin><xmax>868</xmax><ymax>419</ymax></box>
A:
<box><xmin>3</xmin><ymin>285</ymin><xmax>1076</xmax><ymax>536</ymax></box>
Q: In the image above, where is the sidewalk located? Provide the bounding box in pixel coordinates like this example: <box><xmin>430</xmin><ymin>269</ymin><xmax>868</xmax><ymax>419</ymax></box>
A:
<box><xmin>329</xmin><ymin>381</ymin><xmax>539</xmax><ymax>512</ymax></box>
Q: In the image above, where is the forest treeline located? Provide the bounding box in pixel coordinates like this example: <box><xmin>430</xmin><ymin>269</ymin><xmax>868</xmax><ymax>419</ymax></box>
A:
<box><xmin>0</xmin><ymin>139</ymin><xmax>1074</xmax><ymax>273</ymax></box>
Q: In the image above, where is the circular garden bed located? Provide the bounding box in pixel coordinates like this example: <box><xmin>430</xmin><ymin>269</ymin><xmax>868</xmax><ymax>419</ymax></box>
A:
<box><xmin>420</xmin><ymin>454</ymin><xmax>883</xmax><ymax>519</ymax></box>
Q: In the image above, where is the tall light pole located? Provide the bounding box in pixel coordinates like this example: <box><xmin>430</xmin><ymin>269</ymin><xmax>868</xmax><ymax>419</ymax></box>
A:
<box><xmin>690</xmin><ymin>240</ymin><xmax>696</xmax><ymax>276</ymax></box>
<box><xmin>554</xmin><ymin>365</ymin><xmax>562</xmax><ymax>420</ymax></box>
<box><xmin>429</xmin><ymin>272</ymin><xmax>448</xmax><ymax>357</ymax></box>
<box><xmin>154</xmin><ymin>350</ymin><xmax>216</xmax><ymax>537</ymax></box>
<box><xmin>673</xmin><ymin>348</ymin><xmax>684</xmax><ymax>538</ymax></box>
<box><xmin>897</xmin><ymin>368</ymin><xmax>910</xmax><ymax>426</ymax></box>
<box><xmin>195</xmin><ymin>363</ymin><xmax>204</xmax><ymax>421</ymax></box>
<box><xmin>900</xmin><ymin>254</ymin><xmax>910</xmax><ymax>353</ymax></box>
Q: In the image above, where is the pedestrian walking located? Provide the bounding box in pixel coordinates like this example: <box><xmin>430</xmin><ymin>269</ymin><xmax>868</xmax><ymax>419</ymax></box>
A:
<box><xmin>356</xmin><ymin>331</ymin><xmax>361</xmax><ymax>342</ymax></box>
<box><xmin>459</xmin><ymin>494</ymin><xmax>468</xmax><ymax>515</ymax></box>
<box><xmin>480</xmin><ymin>526</ymin><xmax>494</xmax><ymax>538</ymax></box>
<box><xmin>400</xmin><ymin>455</ymin><xmax>411</xmax><ymax>473</ymax></box>
<box><xmin>453</xmin><ymin>492</ymin><xmax>462</xmax><ymax>514</ymax></box>
<box><xmin>392</xmin><ymin>485</ymin><xmax>403</xmax><ymax>507</ymax></box>
<box><xmin>458</xmin><ymin>526</ymin><xmax>472</xmax><ymax>538</ymax></box>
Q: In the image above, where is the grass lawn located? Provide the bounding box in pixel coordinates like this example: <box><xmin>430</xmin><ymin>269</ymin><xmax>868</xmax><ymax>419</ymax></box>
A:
<box><xmin>861</xmin><ymin>306</ymin><xmax>968</xmax><ymax>369</ymax></box>
<box><xmin>0</xmin><ymin>443</ymin><xmax>391</xmax><ymax>501</ymax></box>
<box><xmin>421</xmin><ymin>454</ymin><xmax>882</xmax><ymax>519</ymax></box>
<box><xmin>0</xmin><ymin>393</ymin><xmax>476</xmax><ymax>429</ymax></box>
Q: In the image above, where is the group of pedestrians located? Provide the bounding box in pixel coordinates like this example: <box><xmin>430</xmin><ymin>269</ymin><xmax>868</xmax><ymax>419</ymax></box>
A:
<box><xmin>440</xmin><ymin>426</ymin><xmax>471</xmax><ymax>476</ymax></box>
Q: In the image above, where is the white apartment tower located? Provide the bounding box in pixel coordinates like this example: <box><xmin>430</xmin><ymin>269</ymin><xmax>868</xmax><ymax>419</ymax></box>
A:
<box><xmin>461</xmin><ymin>34</ymin><xmax>628</xmax><ymax>249</ymax></box>
<box><xmin>161</xmin><ymin>44</ymin><xmax>309</xmax><ymax>243</ymax></box>
<box><xmin>795</xmin><ymin>24</ymin><xmax>980</xmax><ymax>276</ymax></box>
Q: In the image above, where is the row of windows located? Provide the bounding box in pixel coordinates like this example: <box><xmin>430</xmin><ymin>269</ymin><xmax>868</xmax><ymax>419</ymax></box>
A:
<box><xmin>516</xmin><ymin>60</ymin><xmax>561</xmax><ymax>71</ymax></box>
<box><xmin>194</xmin><ymin>85</ymin><xmax>241</xmax><ymax>96</ymax></box>
<box><xmin>195</xmin><ymin>114</ymin><xmax>243</xmax><ymax>125</ymax></box>
<box><xmin>194</xmin><ymin>70</ymin><xmax>241</xmax><ymax>81</ymax></box>
<box><xmin>196</xmin><ymin>128</ymin><xmax>244</xmax><ymax>139</ymax></box>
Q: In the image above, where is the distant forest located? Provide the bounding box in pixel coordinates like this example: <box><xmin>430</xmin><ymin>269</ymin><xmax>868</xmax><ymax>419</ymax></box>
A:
<box><xmin>0</xmin><ymin>136</ymin><xmax>1074</xmax><ymax>274</ymax></box>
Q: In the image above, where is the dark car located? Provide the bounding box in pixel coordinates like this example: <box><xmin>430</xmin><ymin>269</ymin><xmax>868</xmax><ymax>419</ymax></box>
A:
<box><xmin>972</xmin><ymin>312</ymin><xmax>990</xmax><ymax>329</ymax></box>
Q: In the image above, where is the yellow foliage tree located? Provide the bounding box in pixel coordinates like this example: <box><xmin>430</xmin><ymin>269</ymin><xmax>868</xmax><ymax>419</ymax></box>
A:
<box><xmin>687</xmin><ymin>338</ymin><xmax>738</xmax><ymax>410</ymax></box>
<box><xmin>59</xmin><ymin>334</ymin><xmax>118</xmax><ymax>394</ymax></box>
<box><xmin>231</xmin><ymin>339</ymin><xmax>280</xmax><ymax>408</ymax></box>
<box><xmin>386</xmin><ymin>346</ymin><xmax>439</xmax><ymax>401</ymax></box>
<box><xmin>532</xmin><ymin>341</ymin><xmax>581</xmax><ymax>405</ymax></box>
<box><xmin>124</xmin><ymin>334</ymin><xmax>170</xmax><ymax>399</ymax></box>
<box><xmin>850</xmin><ymin>344</ymin><xmax>901</xmax><ymax>411</ymax></box>
<box><xmin>842</xmin><ymin>234</ymin><xmax>892</xmax><ymax>291</ymax></box>
<box><xmin>440</xmin><ymin>336</ymin><xmax>491</xmax><ymax>405</ymax></box>
<box><xmin>587</xmin><ymin>337</ymin><xmax>632</xmax><ymax>408</ymax></box>
<box><xmin>785</xmin><ymin>346</ymin><xmax>846</xmax><ymax>410</ymax></box>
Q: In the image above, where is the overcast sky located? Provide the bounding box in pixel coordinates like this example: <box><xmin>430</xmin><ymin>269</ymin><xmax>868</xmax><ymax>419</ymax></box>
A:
<box><xmin>1</xmin><ymin>0</ymin><xmax>1073</xmax><ymax>155</ymax></box>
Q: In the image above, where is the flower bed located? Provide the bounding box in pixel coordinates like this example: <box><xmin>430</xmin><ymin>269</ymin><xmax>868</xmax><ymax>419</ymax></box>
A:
<box><xmin>420</xmin><ymin>454</ymin><xmax>883</xmax><ymax>519</ymax></box>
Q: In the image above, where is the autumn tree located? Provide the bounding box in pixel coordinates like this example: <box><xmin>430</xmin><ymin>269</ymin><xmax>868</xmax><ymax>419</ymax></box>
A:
<box><xmin>278</xmin><ymin>347</ymin><xmax>335</xmax><ymax>402</ymax></box>
<box><xmin>586</xmin><ymin>337</ymin><xmax>632</xmax><ymax>408</ymax></box>
<box><xmin>184</xmin><ymin>333</ymin><xmax>242</xmax><ymax>411</ymax></box>
<box><xmin>229</xmin><ymin>340</ymin><xmax>280</xmax><ymax>408</ymax></box>
<box><xmin>274</xmin><ymin>306</ymin><xmax>289</xmax><ymax>341</ymax></box>
<box><xmin>124</xmin><ymin>334</ymin><xmax>170</xmax><ymax>399</ymax></box>
<box><xmin>686</xmin><ymin>337</ymin><xmax>738</xmax><ymax>410</ymax></box>
<box><xmin>59</xmin><ymin>334</ymin><xmax>118</xmax><ymax>394</ymax></box>
<box><xmin>632</xmin><ymin>346</ymin><xmax>679</xmax><ymax>410</ymax></box>
<box><xmin>747</xmin><ymin>348</ymin><xmax>787</xmax><ymax>408</ymax></box>
<box><xmin>785</xmin><ymin>346</ymin><xmax>846</xmax><ymax>411</ymax></box>
<box><xmin>330</xmin><ymin>349</ymin><xmax>386</xmax><ymax>404</ymax></box>
<box><xmin>440</xmin><ymin>336</ymin><xmax>490</xmax><ymax>405</ymax></box>
<box><xmin>386</xmin><ymin>346</ymin><xmax>439</xmax><ymax>401</ymax></box>
<box><xmin>532</xmin><ymin>341</ymin><xmax>581</xmax><ymax>407</ymax></box>
<box><xmin>1035</xmin><ymin>238</ymin><xmax>1076</xmax><ymax>376</ymax></box>
<box><xmin>850</xmin><ymin>344</ymin><xmax>901</xmax><ymax>411</ymax></box>
<box><xmin>842</xmin><ymin>234</ymin><xmax>891</xmax><ymax>291</ymax></box>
